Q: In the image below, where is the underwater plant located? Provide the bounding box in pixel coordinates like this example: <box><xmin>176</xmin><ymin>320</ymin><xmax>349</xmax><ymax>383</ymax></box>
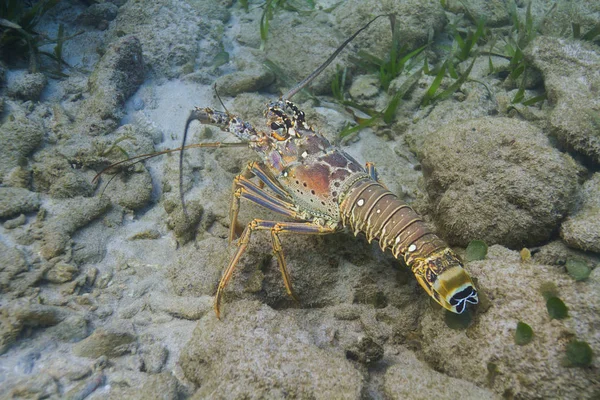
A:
<box><xmin>0</xmin><ymin>0</ymin><xmax>80</xmax><ymax>77</ymax></box>
<box><xmin>514</xmin><ymin>321</ymin><xmax>533</xmax><ymax>345</ymax></box>
<box><xmin>546</xmin><ymin>296</ymin><xmax>569</xmax><ymax>320</ymax></box>
<box><xmin>496</xmin><ymin>1</ymin><xmax>552</xmax><ymax>105</ymax></box>
<box><xmin>565</xmin><ymin>258</ymin><xmax>592</xmax><ymax>282</ymax></box>
<box><xmin>572</xmin><ymin>22</ymin><xmax>600</xmax><ymax>43</ymax></box>
<box><xmin>420</xmin><ymin>9</ymin><xmax>490</xmax><ymax>107</ymax></box>
<box><xmin>349</xmin><ymin>19</ymin><xmax>426</xmax><ymax>92</ymax></box>
<box><xmin>336</xmin><ymin>20</ymin><xmax>426</xmax><ymax>139</ymax></box>
<box><xmin>0</xmin><ymin>0</ymin><xmax>59</xmax><ymax>70</ymax></box>
<box><xmin>465</xmin><ymin>240</ymin><xmax>488</xmax><ymax>262</ymax></box>
<box><xmin>259</xmin><ymin>0</ymin><xmax>315</xmax><ymax>49</ymax></box>
<box><xmin>566</xmin><ymin>340</ymin><xmax>593</xmax><ymax>367</ymax></box>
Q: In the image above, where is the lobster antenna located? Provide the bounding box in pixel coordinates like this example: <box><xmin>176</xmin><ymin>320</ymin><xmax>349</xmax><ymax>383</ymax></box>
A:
<box><xmin>282</xmin><ymin>13</ymin><xmax>393</xmax><ymax>101</ymax></box>
<box><xmin>179</xmin><ymin>85</ymin><xmax>230</xmax><ymax>221</ymax></box>
<box><xmin>93</xmin><ymin>142</ymin><xmax>248</xmax><ymax>185</ymax></box>
<box><xmin>214</xmin><ymin>83</ymin><xmax>229</xmax><ymax>115</ymax></box>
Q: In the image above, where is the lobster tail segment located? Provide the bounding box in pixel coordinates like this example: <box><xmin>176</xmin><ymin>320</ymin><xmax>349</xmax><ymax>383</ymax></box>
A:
<box><xmin>339</xmin><ymin>179</ymin><xmax>478</xmax><ymax>314</ymax></box>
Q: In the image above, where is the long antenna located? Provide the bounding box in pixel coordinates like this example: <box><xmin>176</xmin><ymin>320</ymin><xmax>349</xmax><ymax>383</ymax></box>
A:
<box><xmin>282</xmin><ymin>14</ymin><xmax>393</xmax><ymax>101</ymax></box>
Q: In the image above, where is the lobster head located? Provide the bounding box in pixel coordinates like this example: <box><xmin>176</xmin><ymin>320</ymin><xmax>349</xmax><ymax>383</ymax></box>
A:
<box><xmin>412</xmin><ymin>248</ymin><xmax>479</xmax><ymax>314</ymax></box>
<box><xmin>255</xmin><ymin>100</ymin><xmax>333</xmax><ymax>173</ymax></box>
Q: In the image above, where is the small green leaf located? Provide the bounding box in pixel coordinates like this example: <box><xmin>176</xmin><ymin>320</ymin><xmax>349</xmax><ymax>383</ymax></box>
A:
<box><xmin>581</xmin><ymin>23</ymin><xmax>600</xmax><ymax>41</ymax></box>
<box><xmin>421</xmin><ymin>62</ymin><xmax>446</xmax><ymax>106</ymax></box>
<box><xmin>514</xmin><ymin>321</ymin><xmax>533</xmax><ymax>345</ymax></box>
<box><xmin>566</xmin><ymin>340</ymin><xmax>593</xmax><ymax>367</ymax></box>
<box><xmin>546</xmin><ymin>296</ymin><xmax>568</xmax><ymax>320</ymax></box>
<box><xmin>572</xmin><ymin>23</ymin><xmax>581</xmax><ymax>39</ymax></box>
<box><xmin>465</xmin><ymin>240</ymin><xmax>488</xmax><ymax>262</ymax></box>
<box><xmin>211</xmin><ymin>51</ymin><xmax>230</xmax><ymax>68</ymax></box>
<box><xmin>521</xmin><ymin>93</ymin><xmax>547</xmax><ymax>106</ymax></box>
<box><xmin>565</xmin><ymin>258</ymin><xmax>591</xmax><ymax>281</ymax></box>
<box><xmin>383</xmin><ymin>91</ymin><xmax>402</xmax><ymax>124</ymax></box>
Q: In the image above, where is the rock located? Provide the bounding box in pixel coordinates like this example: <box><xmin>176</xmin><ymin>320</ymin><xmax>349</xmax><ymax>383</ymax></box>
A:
<box><xmin>345</xmin><ymin>336</ymin><xmax>384</xmax><ymax>365</ymax></box>
<box><xmin>384</xmin><ymin>349</ymin><xmax>500</xmax><ymax>400</ymax></box>
<box><xmin>418</xmin><ymin>245</ymin><xmax>600</xmax><ymax>399</ymax></box>
<box><xmin>76</xmin><ymin>35</ymin><xmax>144</xmax><ymax>136</ymax></box>
<box><xmin>187</xmin><ymin>0</ymin><xmax>230</xmax><ymax>22</ymax></box>
<box><xmin>140</xmin><ymin>341</ymin><xmax>169</xmax><ymax>373</ymax></box>
<box><xmin>148</xmin><ymin>293</ymin><xmax>212</xmax><ymax>320</ymax></box>
<box><xmin>40</xmin><ymin>196</ymin><xmax>112</xmax><ymax>259</ymax></box>
<box><xmin>420</xmin><ymin>117</ymin><xmax>578</xmax><ymax>248</ymax></box>
<box><xmin>0</xmin><ymin>113</ymin><xmax>44</xmax><ymax>184</ymax></box>
<box><xmin>3</xmin><ymin>374</ymin><xmax>59</xmax><ymax>399</ymax></box>
<box><xmin>11</xmin><ymin>301</ymin><xmax>71</xmax><ymax>327</ymax></box>
<box><xmin>526</xmin><ymin>36</ymin><xmax>600</xmax><ymax>164</ymax></box>
<box><xmin>163</xmin><ymin>198</ymin><xmax>203</xmax><ymax>245</ymax></box>
<box><xmin>7</xmin><ymin>72</ymin><xmax>47</xmax><ymax>101</ymax></box>
<box><xmin>348</xmin><ymin>75</ymin><xmax>383</xmax><ymax>109</ymax></box>
<box><xmin>180</xmin><ymin>301</ymin><xmax>363</xmax><ymax>399</ymax></box>
<box><xmin>263</xmin><ymin>14</ymin><xmax>352</xmax><ymax>95</ymax></box>
<box><xmin>78</xmin><ymin>3</ymin><xmax>119</xmax><ymax>29</ymax></box>
<box><xmin>0</xmin><ymin>300</ymin><xmax>75</xmax><ymax>354</ymax></box>
<box><xmin>3</xmin><ymin>213</ymin><xmax>26</xmax><ymax>229</ymax></box>
<box><xmin>128</xmin><ymin>229</ymin><xmax>161</xmax><ymax>240</ymax></box>
<box><xmin>352</xmin><ymin>280</ymin><xmax>388</xmax><ymax>309</ymax></box>
<box><xmin>101</xmin><ymin>164</ymin><xmax>153</xmax><ymax>210</ymax></box>
<box><xmin>73</xmin><ymin>320</ymin><xmax>137</xmax><ymax>358</ymax></box>
<box><xmin>561</xmin><ymin>172</ymin><xmax>600</xmax><ymax>253</ymax></box>
<box><xmin>0</xmin><ymin>243</ymin><xmax>46</xmax><ymax>300</ymax></box>
<box><xmin>31</xmin><ymin>151</ymin><xmax>92</xmax><ymax>198</ymax></box>
<box><xmin>532</xmin><ymin>1</ymin><xmax>600</xmax><ymax>39</ymax></box>
<box><xmin>0</xmin><ymin>187</ymin><xmax>40</xmax><ymax>219</ymax></box>
<box><xmin>63</xmin><ymin>373</ymin><xmax>105</xmax><ymax>400</ymax></box>
<box><xmin>48</xmin><ymin>171</ymin><xmax>94</xmax><ymax>198</ymax></box>
<box><xmin>442</xmin><ymin>0</ymin><xmax>509</xmax><ymax>27</ymax></box>
<box><xmin>214</xmin><ymin>68</ymin><xmax>275</xmax><ymax>97</ymax></box>
<box><xmin>334</xmin><ymin>0</ymin><xmax>445</xmax><ymax>60</ymax></box>
<box><xmin>110</xmin><ymin>0</ymin><xmax>223</xmax><ymax>78</ymax></box>
<box><xmin>46</xmin><ymin>314</ymin><xmax>90</xmax><ymax>342</ymax></box>
<box><xmin>167</xmin><ymin>237</ymin><xmax>228</xmax><ymax>297</ymax></box>
<box><xmin>106</xmin><ymin>371</ymin><xmax>178</xmax><ymax>400</ymax></box>
<box><xmin>44</xmin><ymin>261</ymin><xmax>79</xmax><ymax>283</ymax></box>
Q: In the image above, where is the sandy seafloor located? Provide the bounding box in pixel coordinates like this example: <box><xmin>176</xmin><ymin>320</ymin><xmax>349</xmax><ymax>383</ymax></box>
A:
<box><xmin>0</xmin><ymin>0</ymin><xmax>599</xmax><ymax>399</ymax></box>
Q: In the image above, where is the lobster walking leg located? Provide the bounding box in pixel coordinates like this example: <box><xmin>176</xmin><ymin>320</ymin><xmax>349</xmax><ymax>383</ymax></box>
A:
<box><xmin>229</xmin><ymin>162</ymin><xmax>295</xmax><ymax>243</ymax></box>
<box><xmin>215</xmin><ymin>219</ymin><xmax>336</xmax><ymax>318</ymax></box>
<box><xmin>366</xmin><ymin>162</ymin><xmax>378</xmax><ymax>181</ymax></box>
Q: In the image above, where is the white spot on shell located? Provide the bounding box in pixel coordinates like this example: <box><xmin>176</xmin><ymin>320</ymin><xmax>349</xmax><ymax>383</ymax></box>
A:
<box><xmin>395</xmin><ymin>236</ymin><xmax>400</xmax><ymax>244</ymax></box>
<box><xmin>357</xmin><ymin>199</ymin><xmax>365</xmax><ymax>207</ymax></box>
<box><xmin>376</xmin><ymin>209</ymin><xmax>381</xmax><ymax>214</ymax></box>
<box><xmin>301</xmin><ymin>151</ymin><xmax>308</xmax><ymax>158</ymax></box>
<box><xmin>408</xmin><ymin>244</ymin><xmax>417</xmax><ymax>252</ymax></box>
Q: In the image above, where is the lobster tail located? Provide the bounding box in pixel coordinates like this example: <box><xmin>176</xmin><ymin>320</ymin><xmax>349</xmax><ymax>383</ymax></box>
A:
<box><xmin>339</xmin><ymin>179</ymin><xmax>478</xmax><ymax>313</ymax></box>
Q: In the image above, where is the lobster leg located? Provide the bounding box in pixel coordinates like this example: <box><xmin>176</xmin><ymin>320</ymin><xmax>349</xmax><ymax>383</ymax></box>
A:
<box><xmin>215</xmin><ymin>219</ymin><xmax>336</xmax><ymax>319</ymax></box>
<box><xmin>229</xmin><ymin>162</ymin><xmax>296</xmax><ymax>243</ymax></box>
<box><xmin>247</xmin><ymin>161</ymin><xmax>292</xmax><ymax>200</ymax></box>
<box><xmin>366</xmin><ymin>162</ymin><xmax>378</xmax><ymax>181</ymax></box>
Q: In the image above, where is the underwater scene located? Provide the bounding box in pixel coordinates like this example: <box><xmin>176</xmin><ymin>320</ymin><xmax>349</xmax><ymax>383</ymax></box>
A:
<box><xmin>0</xmin><ymin>0</ymin><xmax>599</xmax><ymax>398</ymax></box>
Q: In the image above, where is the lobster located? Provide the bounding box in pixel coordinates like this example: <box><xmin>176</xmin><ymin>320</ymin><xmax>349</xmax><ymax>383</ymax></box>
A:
<box><xmin>94</xmin><ymin>15</ymin><xmax>478</xmax><ymax>318</ymax></box>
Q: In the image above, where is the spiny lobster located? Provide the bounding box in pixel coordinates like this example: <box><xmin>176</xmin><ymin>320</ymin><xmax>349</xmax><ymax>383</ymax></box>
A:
<box><xmin>95</xmin><ymin>15</ymin><xmax>478</xmax><ymax>318</ymax></box>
